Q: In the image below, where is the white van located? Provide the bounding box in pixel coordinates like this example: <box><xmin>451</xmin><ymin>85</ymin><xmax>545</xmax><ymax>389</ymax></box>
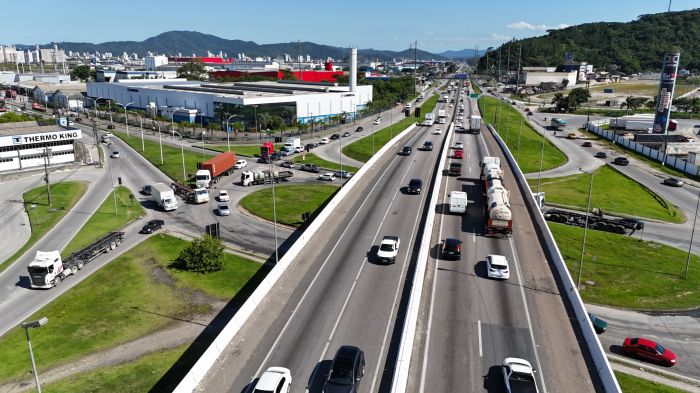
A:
<box><xmin>449</xmin><ymin>191</ymin><xmax>468</xmax><ymax>214</ymax></box>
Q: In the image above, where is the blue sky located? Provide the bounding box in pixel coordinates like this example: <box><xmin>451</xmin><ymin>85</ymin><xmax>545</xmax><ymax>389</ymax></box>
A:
<box><xmin>3</xmin><ymin>0</ymin><xmax>698</xmax><ymax>53</ymax></box>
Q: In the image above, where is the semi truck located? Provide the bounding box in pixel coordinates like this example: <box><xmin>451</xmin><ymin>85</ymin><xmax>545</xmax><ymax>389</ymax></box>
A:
<box><xmin>196</xmin><ymin>152</ymin><xmax>237</xmax><ymax>188</ymax></box>
<box><xmin>543</xmin><ymin>208</ymin><xmax>644</xmax><ymax>235</ymax></box>
<box><xmin>151</xmin><ymin>182</ymin><xmax>178</xmax><ymax>211</ymax></box>
<box><xmin>241</xmin><ymin>169</ymin><xmax>293</xmax><ymax>186</ymax></box>
<box><xmin>481</xmin><ymin>157</ymin><xmax>512</xmax><ymax>236</ymax></box>
<box><xmin>469</xmin><ymin>115</ymin><xmax>482</xmax><ymax>134</ymax></box>
<box><xmin>170</xmin><ymin>182</ymin><xmax>209</xmax><ymax>204</ymax></box>
<box><xmin>27</xmin><ymin>231</ymin><xmax>126</xmax><ymax>289</ymax></box>
<box><xmin>437</xmin><ymin>109</ymin><xmax>447</xmax><ymax>124</ymax></box>
<box><xmin>260</xmin><ymin>141</ymin><xmax>274</xmax><ymax>159</ymax></box>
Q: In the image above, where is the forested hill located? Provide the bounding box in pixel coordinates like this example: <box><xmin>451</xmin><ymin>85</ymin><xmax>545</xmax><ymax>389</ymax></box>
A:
<box><xmin>479</xmin><ymin>9</ymin><xmax>700</xmax><ymax>74</ymax></box>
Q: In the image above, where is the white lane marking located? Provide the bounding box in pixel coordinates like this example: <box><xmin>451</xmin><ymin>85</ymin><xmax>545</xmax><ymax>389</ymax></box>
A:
<box><xmin>508</xmin><ymin>236</ymin><xmax>547</xmax><ymax>393</ymax></box>
<box><xmin>252</xmin><ymin>146</ymin><xmax>408</xmax><ymax>379</ymax></box>
<box><xmin>473</xmin><ymin>232</ymin><xmax>476</xmax><ymax>243</ymax></box>
<box><xmin>478</xmin><ymin>320</ymin><xmax>483</xmax><ymax>358</ymax></box>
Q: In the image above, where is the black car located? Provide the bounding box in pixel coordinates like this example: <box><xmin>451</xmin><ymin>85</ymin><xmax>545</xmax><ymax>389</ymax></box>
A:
<box><xmin>330</xmin><ymin>133</ymin><xmax>341</xmax><ymax>140</ymax></box>
<box><xmin>270</xmin><ymin>152</ymin><xmax>281</xmax><ymax>161</ymax></box>
<box><xmin>399</xmin><ymin>146</ymin><xmax>412</xmax><ymax>156</ymax></box>
<box><xmin>422</xmin><ymin>141</ymin><xmax>433</xmax><ymax>151</ymax></box>
<box><xmin>107</xmin><ymin>124</ymin><xmax>115</xmax><ymax>129</ymax></box>
<box><xmin>595</xmin><ymin>152</ymin><xmax>608</xmax><ymax>159</ymax></box>
<box><xmin>141</xmin><ymin>185</ymin><xmax>152</xmax><ymax>195</ymax></box>
<box><xmin>356</xmin><ymin>126</ymin><xmax>364</xmax><ymax>132</ymax></box>
<box><xmin>335</xmin><ymin>170</ymin><xmax>353</xmax><ymax>178</ymax></box>
<box><xmin>305</xmin><ymin>143</ymin><xmax>316</xmax><ymax>151</ymax></box>
<box><xmin>257</xmin><ymin>156</ymin><xmax>271</xmax><ymax>164</ymax></box>
<box><xmin>613</xmin><ymin>157</ymin><xmax>629</xmax><ymax>166</ymax></box>
<box><xmin>663</xmin><ymin>177</ymin><xmax>684</xmax><ymax>187</ymax></box>
<box><xmin>442</xmin><ymin>238</ymin><xmax>462</xmax><ymax>260</ymax></box>
<box><xmin>323</xmin><ymin>346</ymin><xmax>365</xmax><ymax>393</ymax></box>
<box><xmin>407</xmin><ymin>179</ymin><xmax>423</xmax><ymax>194</ymax></box>
<box><xmin>140</xmin><ymin>219</ymin><xmax>164</xmax><ymax>234</ymax></box>
<box><xmin>300</xmin><ymin>164</ymin><xmax>320</xmax><ymax>173</ymax></box>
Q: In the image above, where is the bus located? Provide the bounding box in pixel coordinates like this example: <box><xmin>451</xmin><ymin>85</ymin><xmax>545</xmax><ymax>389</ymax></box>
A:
<box><xmin>550</xmin><ymin>118</ymin><xmax>567</xmax><ymax>130</ymax></box>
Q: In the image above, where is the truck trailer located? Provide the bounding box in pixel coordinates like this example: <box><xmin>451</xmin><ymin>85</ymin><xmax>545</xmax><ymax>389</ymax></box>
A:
<box><xmin>151</xmin><ymin>182</ymin><xmax>178</xmax><ymax>211</ymax></box>
<box><xmin>469</xmin><ymin>115</ymin><xmax>482</xmax><ymax>134</ymax></box>
<box><xmin>543</xmin><ymin>208</ymin><xmax>644</xmax><ymax>235</ymax></box>
<box><xmin>241</xmin><ymin>169</ymin><xmax>293</xmax><ymax>186</ymax></box>
<box><xmin>170</xmin><ymin>182</ymin><xmax>209</xmax><ymax>204</ymax></box>
<box><xmin>196</xmin><ymin>152</ymin><xmax>237</xmax><ymax>188</ymax></box>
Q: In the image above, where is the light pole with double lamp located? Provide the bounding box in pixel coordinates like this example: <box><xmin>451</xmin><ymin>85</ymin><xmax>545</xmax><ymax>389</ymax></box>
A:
<box><xmin>170</xmin><ymin>130</ymin><xmax>188</xmax><ymax>182</ymax></box>
<box><xmin>116</xmin><ymin>102</ymin><xmax>134</xmax><ymax>136</ymax></box>
<box><xmin>128</xmin><ymin>110</ymin><xmax>145</xmax><ymax>151</ymax></box>
<box><xmin>577</xmin><ymin>168</ymin><xmax>595</xmax><ymax>289</ymax></box>
<box><xmin>267</xmin><ymin>135</ymin><xmax>279</xmax><ymax>264</ymax></box>
<box><xmin>152</xmin><ymin>121</ymin><xmax>163</xmax><ymax>164</ymax></box>
<box><xmin>22</xmin><ymin>317</ymin><xmax>48</xmax><ymax>393</ymax></box>
<box><xmin>225</xmin><ymin>114</ymin><xmax>240</xmax><ymax>152</ymax></box>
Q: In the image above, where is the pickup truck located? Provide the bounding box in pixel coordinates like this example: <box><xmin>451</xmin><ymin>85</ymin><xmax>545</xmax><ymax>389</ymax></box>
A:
<box><xmin>502</xmin><ymin>357</ymin><xmax>539</xmax><ymax>393</ymax></box>
<box><xmin>377</xmin><ymin>236</ymin><xmax>400</xmax><ymax>264</ymax></box>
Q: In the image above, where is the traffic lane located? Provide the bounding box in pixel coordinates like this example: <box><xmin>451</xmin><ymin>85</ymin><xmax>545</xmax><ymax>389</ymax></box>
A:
<box><xmin>588</xmin><ymin>304</ymin><xmax>700</xmax><ymax>380</ymax></box>
<box><xmin>197</xmin><ymin>125</ymin><xmax>436</xmax><ymax>392</ymax></box>
<box><xmin>480</xmin><ymin>129</ymin><xmax>600</xmax><ymax>392</ymax></box>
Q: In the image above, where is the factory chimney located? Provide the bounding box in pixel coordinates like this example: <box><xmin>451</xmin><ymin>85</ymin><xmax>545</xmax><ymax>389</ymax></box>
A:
<box><xmin>350</xmin><ymin>47</ymin><xmax>357</xmax><ymax>92</ymax></box>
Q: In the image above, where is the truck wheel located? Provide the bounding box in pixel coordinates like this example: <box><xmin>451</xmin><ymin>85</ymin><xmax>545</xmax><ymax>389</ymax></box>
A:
<box><xmin>77</xmin><ymin>262</ymin><xmax>84</xmax><ymax>270</ymax></box>
<box><xmin>110</xmin><ymin>241</ymin><xmax>117</xmax><ymax>250</ymax></box>
<box><xmin>116</xmin><ymin>240</ymin><xmax>121</xmax><ymax>246</ymax></box>
<box><xmin>53</xmin><ymin>276</ymin><xmax>62</xmax><ymax>286</ymax></box>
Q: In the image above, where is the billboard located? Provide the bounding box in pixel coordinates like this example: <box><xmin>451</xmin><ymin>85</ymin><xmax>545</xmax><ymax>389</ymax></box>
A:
<box><xmin>652</xmin><ymin>52</ymin><xmax>680</xmax><ymax>134</ymax></box>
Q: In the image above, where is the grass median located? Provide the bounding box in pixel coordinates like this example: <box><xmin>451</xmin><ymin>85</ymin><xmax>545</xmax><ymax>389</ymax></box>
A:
<box><xmin>113</xmin><ymin>131</ymin><xmax>212</xmax><ymax>183</ymax></box>
<box><xmin>240</xmin><ymin>184</ymin><xmax>338</xmax><ymax>227</ymax></box>
<box><xmin>207</xmin><ymin>143</ymin><xmax>283</xmax><ymax>157</ymax></box>
<box><xmin>478</xmin><ymin>95</ymin><xmax>566</xmax><ymax>173</ymax></box>
<box><xmin>614</xmin><ymin>371</ymin><xmax>686</xmax><ymax>393</ymax></box>
<box><xmin>62</xmin><ymin>186</ymin><xmax>145</xmax><ymax>255</ymax></box>
<box><xmin>343</xmin><ymin>94</ymin><xmax>439</xmax><ymax>162</ymax></box>
<box><xmin>1</xmin><ymin>181</ymin><xmax>87</xmax><ymax>271</ymax></box>
<box><xmin>550</xmin><ymin>222</ymin><xmax>700</xmax><ymax>310</ymax></box>
<box><xmin>531</xmin><ymin>165</ymin><xmax>683</xmax><ymax>223</ymax></box>
<box><xmin>293</xmin><ymin>153</ymin><xmax>360</xmax><ymax>172</ymax></box>
<box><xmin>0</xmin><ymin>234</ymin><xmax>260</xmax><ymax>385</ymax></box>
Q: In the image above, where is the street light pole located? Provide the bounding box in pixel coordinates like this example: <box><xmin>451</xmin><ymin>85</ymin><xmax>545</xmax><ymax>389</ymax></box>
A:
<box><xmin>171</xmin><ymin>130</ymin><xmax>187</xmax><ymax>182</ymax></box>
<box><xmin>685</xmin><ymin>190</ymin><xmax>700</xmax><ymax>278</ymax></box>
<box><xmin>43</xmin><ymin>147</ymin><xmax>52</xmax><ymax>206</ymax></box>
<box><xmin>226</xmin><ymin>114</ymin><xmax>239</xmax><ymax>153</ymax></box>
<box><xmin>152</xmin><ymin>121</ymin><xmax>163</xmax><ymax>164</ymax></box>
<box><xmin>22</xmin><ymin>317</ymin><xmax>48</xmax><ymax>393</ymax></box>
<box><xmin>577</xmin><ymin>168</ymin><xmax>594</xmax><ymax>289</ymax></box>
<box><xmin>108</xmin><ymin>154</ymin><xmax>118</xmax><ymax>214</ymax></box>
<box><xmin>117</xmin><ymin>102</ymin><xmax>133</xmax><ymax>136</ymax></box>
<box><xmin>268</xmin><ymin>136</ymin><xmax>279</xmax><ymax>264</ymax></box>
<box><xmin>536</xmin><ymin>124</ymin><xmax>547</xmax><ymax>194</ymax></box>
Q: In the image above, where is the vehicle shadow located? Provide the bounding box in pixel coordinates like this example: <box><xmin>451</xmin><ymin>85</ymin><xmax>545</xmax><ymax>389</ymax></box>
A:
<box><xmin>483</xmin><ymin>365</ymin><xmax>506</xmax><ymax>393</ymax></box>
<box><xmin>239</xmin><ymin>379</ymin><xmax>257</xmax><ymax>393</ymax></box>
<box><xmin>609</xmin><ymin>344</ymin><xmax>626</xmax><ymax>356</ymax></box>
<box><xmin>307</xmin><ymin>360</ymin><xmax>332</xmax><ymax>393</ymax></box>
<box><xmin>15</xmin><ymin>275</ymin><xmax>32</xmax><ymax>289</ymax></box>
<box><xmin>474</xmin><ymin>260</ymin><xmax>488</xmax><ymax>279</ymax></box>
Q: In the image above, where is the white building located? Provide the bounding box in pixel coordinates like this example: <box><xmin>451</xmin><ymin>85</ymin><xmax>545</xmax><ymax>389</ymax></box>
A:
<box><xmin>145</xmin><ymin>55</ymin><xmax>169</xmax><ymax>71</ymax></box>
<box><xmin>0</xmin><ymin>121</ymin><xmax>82</xmax><ymax>172</ymax></box>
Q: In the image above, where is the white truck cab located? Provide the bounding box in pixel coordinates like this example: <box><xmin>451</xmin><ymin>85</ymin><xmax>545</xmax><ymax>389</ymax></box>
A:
<box><xmin>27</xmin><ymin>250</ymin><xmax>64</xmax><ymax>289</ymax></box>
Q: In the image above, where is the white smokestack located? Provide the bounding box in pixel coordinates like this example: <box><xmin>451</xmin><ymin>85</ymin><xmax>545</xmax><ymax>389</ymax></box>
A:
<box><xmin>350</xmin><ymin>47</ymin><xmax>357</xmax><ymax>92</ymax></box>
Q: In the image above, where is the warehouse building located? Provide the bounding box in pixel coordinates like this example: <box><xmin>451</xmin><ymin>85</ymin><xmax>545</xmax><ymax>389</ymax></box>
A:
<box><xmin>0</xmin><ymin>121</ymin><xmax>81</xmax><ymax>172</ymax></box>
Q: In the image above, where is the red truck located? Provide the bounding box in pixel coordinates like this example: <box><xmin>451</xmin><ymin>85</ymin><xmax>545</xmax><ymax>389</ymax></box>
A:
<box><xmin>260</xmin><ymin>141</ymin><xmax>274</xmax><ymax>159</ymax></box>
<box><xmin>195</xmin><ymin>152</ymin><xmax>237</xmax><ymax>188</ymax></box>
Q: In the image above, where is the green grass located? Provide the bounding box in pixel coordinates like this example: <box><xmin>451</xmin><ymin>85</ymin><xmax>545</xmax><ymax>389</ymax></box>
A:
<box><xmin>589</xmin><ymin>81</ymin><xmax>698</xmax><ymax>99</ymax></box>
<box><xmin>292</xmin><ymin>153</ymin><xmax>360</xmax><ymax>172</ymax></box>
<box><xmin>550</xmin><ymin>222</ymin><xmax>700</xmax><ymax>310</ymax></box>
<box><xmin>239</xmin><ymin>184</ymin><xmax>338</xmax><ymax>226</ymax></box>
<box><xmin>478</xmin><ymin>96</ymin><xmax>567</xmax><ymax>173</ymax></box>
<box><xmin>531</xmin><ymin>165</ymin><xmax>683</xmax><ymax>223</ymax></box>
<box><xmin>1</xmin><ymin>182</ymin><xmax>87</xmax><ymax>272</ymax></box>
<box><xmin>471</xmin><ymin>79</ymin><xmax>481</xmax><ymax>94</ymax></box>
<box><xmin>615</xmin><ymin>371</ymin><xmax>687</xmax><ymax>393</ymax></box>
<box><xmin>0</xmin><ymin>234</ymin><xmax>259</xmax><ymax>384</ymax></box>
<box><xmin>113</xmin><ymin>130</ymin><xmax>212</xmax><ymax>183</ymax></box>
<box><xmin>207</xmin><ymin>143</ymin><xmax>283</xmax><ymax>157</ymax></box>
<box><xmin>343</xmin><ymin>94</ymin><xmax>440</xmax><ymax>162</ymax></box>
<box><xmin>62</xmin><ymin>186</ymin><xmax>145</xmax><ymax>255</ymax></box>
<box><xmin>40</xmin><ymin>345</ymin><xmax>188</xmax><ymax>393</ymax></box>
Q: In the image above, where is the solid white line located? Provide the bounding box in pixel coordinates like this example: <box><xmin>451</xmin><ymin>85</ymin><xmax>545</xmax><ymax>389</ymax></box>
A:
<box><xmin>472</xmin><ymin>232</ymin><xmax>476</xmax><ymax>243</ymax></box>
<box><xmin>508</xmin><ymin>236</ymin><xmax>547</xmax><ymax>393</ymax></box>
<box><xmin>478</xmin><ymin>320</ymin><xmax>483</xmax><ymax>358</ymax></box>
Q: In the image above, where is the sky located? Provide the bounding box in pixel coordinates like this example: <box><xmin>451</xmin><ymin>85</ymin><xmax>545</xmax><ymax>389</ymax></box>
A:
<box><xmin>2</xmin><ymin>0</ymin><xmax>698</xmax><ymax>53</ymax></box>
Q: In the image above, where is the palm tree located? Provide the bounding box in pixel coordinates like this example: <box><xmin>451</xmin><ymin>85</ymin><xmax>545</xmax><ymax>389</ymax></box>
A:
<box><xmin>619</xmin><ymin>96</ymin><xmax>645</xmax><ymax>115</ymax></box>
<box><xmin>551</xmin><ymin>92</ymin><xmax>567</xmax><ymax>112</ymax></box>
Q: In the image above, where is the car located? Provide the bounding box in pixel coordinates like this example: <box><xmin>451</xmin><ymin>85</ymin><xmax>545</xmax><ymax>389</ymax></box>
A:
<box><xmin>67</xmin><ymin>121</ymin><xmax>74</xmax><ymax>126</ymax></box>
<box><xmin>567</xmin><ymin>132</ymin><xmax>577</xmax><ymax>139</ymax></box>
<box><xmin>233</xmin><ymin>159</ymin><xmax>247</xmax><ymax>169</ymax></box>
<box><xmin>442</xmin><ymin>238</ymin><xmax>462</xmax><ymax>260</ymax></box>
<box><xmin>399</xmin><ymin>146</ymin><xmax>412</xmax><ymax>156</ymax></box>
<box><xmin>456</xmin><ymin>122</ymin><xmax>464</xmax><ymax>128</ymax></box>
<box><xmin>613</xmin><ymin>157</ymin><xmax>629</xmax><ymax>166</ymax></box>
<box><xmin>377</xmin><ymin>236</ymin><xmax>400</xmax><ymax>263</ymax></box>
<box><xmin>582</xmin><ymin>141</ymin><xmax>592</xmax><ymax>147</ymax></box>
<box><xmin>110</xmin><ymin>151</ymin><xmax>120</xmax><ymax>158</ymax></box>
<box><xmin>218</xmin><ymin>190</ymin><xmax>230</xmax><ymax>202</ymax></box>
<box><xmin>373</xmin><ymin>119</ymin><xmax>381</xmax><ymax>125</ymax></box>
<box><xmin>623</xmin><ymin>337</ymin><xmax>677</xmax><ymax>366</ymax></box>
<box><xmin>448</xmin><ymin>103</ymin><xmax>453</xmax><ymax>107</ymax></box>
<box><xmin>356</xmin><ymin>126</ymin><xmax>364</xmax><ymax>132</ymax></box>
<box><xmin>432</xmin><ymin>127</ymin><xmax>442</xmax><ymax>135</ymax></box>
<box><xmin>335</xmin><ymin>170</ymin><xmax>353</xmax><ymax>178</ymax></box>
<box><xmin>252</xmin><ymin>367</ymin><xmax>292</xmax><ymax>393</ymax></box>
<box><xmin>257</xmin><ymin>156</ymin><xmax>272</xmax><ymax>164</ymax></box>
<box><xmin>502</xmin><ymin>358</ymin><xmax>538</xmax><ymax>393</ymax></box>
<box><xmin>319</xmin><ymin>137</ymin><xmax>331</xmax><ymax>144</ymax></box>
<box><xmin>323</xmin><ymin>346</ymin><xmax>365</xmax><ymax>393</ymax></box>
<box><xmin>422</xmin><ymin>141</ymin><xmax>433</xmax><ymax>151</ymax></box>
<box><xmin>453</xmin><ymin>141</ymin><xmax>464</xmax><ymax>150</ymax></box>
<box><xmin>342</xmin><ymin>132</ymin><xmax>350</xmax><ymax>137</ymax></box>
<box><xmin>486</xmin><ymin>254</ymin><xmax>510</xmax><ymax>279</ymax></box>
<box><xmin>218</xmin><ymin>203</ymin><xmax>230</xmax><ymax>216</ymax></box>
<box><xmin>294</xmin><ymin>146</ymin><xmax>305</xmax><ymax>153</ymax></box>
<box><xmin>588</xmin><ymin>313</ymin><xmax>608</xmax><ymax>334</ymax></box>
<box><xmin>141</xmin><ymin>185</ymin><xmax>152</xmax><ymax>195</ymax></box>
<box><xmin>140</xmin><ymin>219</ymin><xmax>164</xmax><ymax>234</ymax></box>
<box><xmin>107</xmin><ymin>124</ymin><xmax>115</xmax><ymax>129</ymax></box>
<box><xmin>270</xmin><ymin>152</ymin><xmax>281</xmax><ymax>161</ymax></box>
<box><xmin>304</xmin><ymin>143</ymin><xmax>316</xmax><ymax>151</ymax></box>
<box><xmin>454</xmin><ymin>149</ymin><xmax>464</xmax><ymax>159</ymax></box>
<box><xmin>280</xmin><ymin>160</ymin><xmax>296</xmax><ymax>168</ymax></box>
<box><xmin>300</xmin><ymin>164</ymin><xmax>320</xmax><ymax>173</ymax></box>
<box><xmin>407</xmin><ymin>178</ymin><xmax>423</xmax><ymax>194</ymax></box>
<box><xmin>318</xmin><ymin>173</ymin><xmax>336</xmax><ymax>181</ymax></box>
<box><xmin>330</xmin><ymin>133</ymin><xmax>340</xmax><ymax>140</ymax></box>
<box><xmin>595</xmin><ymin>151</ymin><xmax>608</xmax><ymax>159</ymax></box>
<box><xmin>664</xmin><ymin>177</ymin><xmax>684</xmax><ymax>187</ymax></box>
<box><xmin>279</xmin><ymin>149</ymin><xmax>293</xmax><ymax>157</ymax></box>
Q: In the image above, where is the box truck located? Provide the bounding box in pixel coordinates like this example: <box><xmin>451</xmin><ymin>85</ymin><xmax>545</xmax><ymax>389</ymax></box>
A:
<box><xmin>151</xmin><ymin>183</ymin><xmax>178</xmax><ymax>211</ymax></box>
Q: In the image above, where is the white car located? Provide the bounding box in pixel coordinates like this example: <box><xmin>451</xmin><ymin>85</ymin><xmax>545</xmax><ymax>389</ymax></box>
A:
<box><xmin>110</xmin><ymin>151</ymin><xmax>120</xmax><ymax>158</ymax></box>
<box><xmin>233</xmin><ymin>159</ymin><xmax>247</xmax><ymax>169</ymax></box>
<box><xmin>373</xmin><ymin>119</ymin><xmax>381</xmax><ymax>125</ymax></box>
<box><xmin>253</xmin><ymin>367</ymin><xmax>292</xmax><ymax>393</ymax></box>
<box><xmin>318</xmin><ymin>173</ymin><xmax>335</xmax><ymax>181</ymax></box>
<box><xmin>218</xmin><ymin>190</ymin><xmax>230</xmax><ymax>202</ymax></box>
<box><xmin>319</xmin><ymin>137</ymin><xmax>330</xmax><ymax>144</ymax></box>
<box><xmin>454</xmin><ymin>141</ymin><xmax>464</xmax><ymax>149</ymax></box>
<box><xmin>487</xmin><ymin>254</ymin><xmax>510</xmax><ymax>280</ymax></box>
<box><xmin>433</xmin><ymin>128</ymin><xmax>442</xmax><ymax>135</ymax></box>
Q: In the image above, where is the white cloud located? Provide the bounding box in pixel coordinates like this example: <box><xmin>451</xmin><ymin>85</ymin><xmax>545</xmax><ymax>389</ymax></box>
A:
<box><xmin>424</xmin><ymin>31</ymin><xmax>435</xmax><ymax>36</ymax></box>
<box><xmin>507</xmin><ymin>21</ymin><xmax>569</xmax><ymax>31</ymax></box>
<box><xmin>489</xmin><ymin>33</ymin><xmax>511</xmax><ymax>41</ymax></box>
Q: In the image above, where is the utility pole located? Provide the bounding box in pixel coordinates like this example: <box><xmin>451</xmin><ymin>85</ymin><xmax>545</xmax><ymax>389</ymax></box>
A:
<box><xmin>516</xmin><ymin>43</ymin><xmax>522</xmax><ymax>90</ymax></box>
<box><xmin>498</xmin><ymin>46</ymin><xmax>502</xmax><ymax>83</ymax></box>
<box><xmin>506</xmin><ymin>39</ymin><xmax>511</xmax><ymax>83</ymax></box>
<box><xmin>43</xmin><ymin>147</ymin><xmax>52</xmax><ymax>206</ymax></box>
<box><xmin>668</xmin><ymin>0</ymin><xmax>672</xmax><ymax>12</ymax></box>
<box><xmin>413</xmin><ymin>40</ymin><xmax>418</xmax><ymax>95</ymax></box>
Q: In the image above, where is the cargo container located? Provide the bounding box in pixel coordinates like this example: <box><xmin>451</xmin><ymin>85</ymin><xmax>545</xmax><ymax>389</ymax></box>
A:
<box><xmin>196</xmin><ymin>152</ymin><xmax>237</xmax><ymax>188</ymax></box>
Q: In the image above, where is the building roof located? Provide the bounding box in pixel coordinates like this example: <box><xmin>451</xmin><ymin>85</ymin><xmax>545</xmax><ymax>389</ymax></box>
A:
<box><xmin>0</xmin><ymin>121</ymin><xmax>67</xmax><ymax>136</ymax></box>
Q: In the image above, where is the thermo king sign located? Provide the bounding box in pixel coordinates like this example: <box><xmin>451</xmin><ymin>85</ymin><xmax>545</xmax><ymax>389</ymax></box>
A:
<box><xmin>12</xmin><ymin>130</ymin><xmax>81</xmax><ymax>144</ymax></box>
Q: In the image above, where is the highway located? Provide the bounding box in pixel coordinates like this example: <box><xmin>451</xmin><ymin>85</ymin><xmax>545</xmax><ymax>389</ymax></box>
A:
<box><xmin>196</xmin><ymin>100</ymin><xmax>450</xmax><ymax>393</ymax></box>
<box><xmin>407</xmin><ymin>93</ymin><xmax>599</xmax><ymax>392</ymax></box>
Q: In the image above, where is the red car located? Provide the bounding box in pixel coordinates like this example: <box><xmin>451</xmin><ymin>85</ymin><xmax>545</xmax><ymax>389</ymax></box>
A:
<box><xmin>623</xmin><ymin>337</ymin><xmax>677</xmax><ymax>366</ymax></box>
<box><xmin>454</xmin><ymin>149</ymin><xmax>464</xmax><ymax>159</ymax></box>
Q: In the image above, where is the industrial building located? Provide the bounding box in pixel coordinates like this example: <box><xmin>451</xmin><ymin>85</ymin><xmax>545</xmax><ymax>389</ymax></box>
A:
<box><xmin>86</xmin><ymin>48</ymin><xmax>371</xmax><ymax>126</ymax></box>
<box><xmin>0</xmin><ymin>121</ymin><xmax>82</xmax><ymax>172</ymax></box>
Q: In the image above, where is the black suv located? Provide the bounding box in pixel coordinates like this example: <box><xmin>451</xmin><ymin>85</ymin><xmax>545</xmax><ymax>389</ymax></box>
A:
<box><xmin>140</xmin><ymin>219</ymin><xmax>164</xmax><ymax>234</ymax></box>
<box><xmin>356</xmin><ymin>126</ymin><xmax>364</xmax><ymax>132</ymax></box>
<box><xmin>400</xmin><ymin>146</ymin><xmax>412</xmax><ymax>156</ymax></box>
<box><xmin>407</xmin><ymin>179</ymin><xmax>423</xmax><ymax>194</ymax></box>
<box><xmin>422</xmin><ymin>141</ymin><xmax>433</xmax><ymax>151</ymax></box>
<box><xmin>300</xmin><ymin>164</ymin><xmax>320</xmax><ymax>173</ymax></box>
<box><xmin>442</xmin><ymin>238</ymin><xmax>462</xmax><ymax>260</ymax></box>
<box><xmin>323</xmin><ymin>346</ymin><xmax>365</xmax><ymax>393</ymax></box>
<box><xmin>330</xmin><ymin>133</ymin><xmax>341</xmax><ymax>140</ymax></box>
<box><xmin>613</xmin><ymin>157</ymin><xmax>629</xmax><ymax>166</ymax></box>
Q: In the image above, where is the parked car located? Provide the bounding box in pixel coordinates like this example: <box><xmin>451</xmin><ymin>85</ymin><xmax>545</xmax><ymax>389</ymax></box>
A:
<box><xmin>110</xmin><ymin>151</ymin><xmax>120</xmax><ymax>158</ymax></box>
<box><xmin>486</xmin><ymin>254</ymin><xmax>510</xmax><ymax>280</ymax></box>
<box><xmin>330</xmin><ymin>133</ymin><xmax>340</xmax><ymax>140</ymax></box>
<box><xmin>300</xmin><ymin>164</ymin><xmax>320</xmax><ymax>173</ymax></box>
<box><xmin>323</xmin><ymin>346</ymin><xmax>365</xmax><ymax>393</ymax></box>
<box><xmin>304</xmin><ymin>143</ymin><xmax>316</xmax><ymax>151</ymax></box>
<box><xmin>356</xmin><ymin>126</ymin><xmax>364</xmax><ymax>132</ymax></box>
<box><xmin>595</xmin><ymin>152</ymin><xmax>608</xmax><ymax>159</ymax></box>
<box><xmin>218</xmin><ymin>203</ymin><xmax>230</xmax><ymax>216</ymax></box>
<box><xmin>218</xmin><ymin>190</ymin><xmax>230</xmax><ymax>202</ymax></box>
<box><xmin>335</xmin><ymin>170</ymin><xmax>353</xmax><ymax>178</ymax></box>
<box><xmin>280</xmin><ymin>160</ymin><xmax>296</xmax><ymax>168</ymax></box>
<box><xmin>252</xmin><ymin>367</ymin><xmax>292</xmax><ymax>393</ymax></box>
<box><xmin>258</xmin><ymin>157</ymin><xmax>271</xmax><ymax>164</ymax></box>
<box><xmin>663</xmin><ymin>177</ymin><xmax>684</xmax><ymax>187</ymax></box>
<box><xmin>582</xmin><ymin>141</ymin><xmax>592</xmax><ymax>147</ymax></box>
<box><xmin>399</xmin><ymin>146</ymin><xmax>412</xmax><ymax>156</ymax></box>
<box><xmin>318</xmin><ymin>173</ymin><xmax>336</xmax><ymax>181</ymax></box>
<box><xmin>613</xmin><ymin>157</ymin><xmax>629</xmax><ymax>166</ymax></box>
<box><xmin>623</xmin><ymin>337</ymin><xmax>677</xmax><ymax>366</ymax></box>
<box><xmin>319</xmin><ymin>137</ymin><xmax>331</xmax><ymax>144</ymax></box>
<box><xmin>140</xmin><ymin>219</ymin><xmax>164</xmax><ymax>234</ymax></box>
<box><xmin>588</xmin><ymin>313</ymin><xmax>608</xmax><ymax>334</ymax></box>
<box><xmin>442</xmin><ymin>238</ymin><xmax>462</xmax><ymax>260</ymax></box>
<box><xmin>233</xmin><ymin>159</ymin><xmax>247</xmax><ymax>169</ymax></box>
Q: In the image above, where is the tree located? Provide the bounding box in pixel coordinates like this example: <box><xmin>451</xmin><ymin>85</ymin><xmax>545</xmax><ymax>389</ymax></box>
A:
<box><xmin>174</xmin><ymin>235</ymin><xmax>224</xmax><ymax>274</ymax></box>
<box><xmin>177</xmin><ymin>60</ymin><xmax>208</xmax><ymax>81</ymax></box>
<box><xmin>71</xmin><ymin>65</ymin><xmax>92</xmax><ymax>81</ymax></box>
<box><xmin>620</xmin><ymin>96</ymin><xmax>647</xmax><ymax>114</ymax></box>
<box><xmin>551</xmin><ymin>93</ymin><xmax>568</xmax><ymax>112</ymax></box>
<box><xmin>280</xmin><ymin>69</ymin><xmax>296</xmax><ymax>80</ymax></box>
<box><xmin>567</xmin><ymin>87</ymin><xmax>591</xmax><ymax>111</ymax></box>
